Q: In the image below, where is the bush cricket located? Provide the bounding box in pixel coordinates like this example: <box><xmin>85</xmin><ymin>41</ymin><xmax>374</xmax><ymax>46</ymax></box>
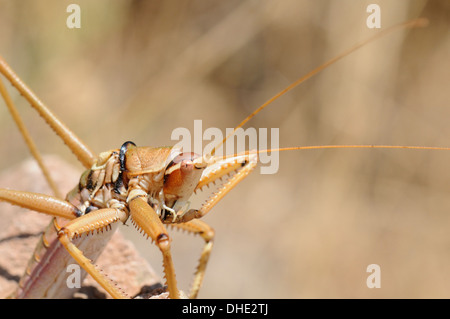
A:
<box><xmin>0</xmin><ymin>1</ymin><xmax>450</xmax><ymax>300</ymax></box>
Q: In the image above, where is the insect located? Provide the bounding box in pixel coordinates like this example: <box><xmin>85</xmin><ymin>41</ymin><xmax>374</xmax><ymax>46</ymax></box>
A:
<box><xmin>0</xmin><ymin>1</ymin><xmax>448</xmax><ymax>300</ymax></box>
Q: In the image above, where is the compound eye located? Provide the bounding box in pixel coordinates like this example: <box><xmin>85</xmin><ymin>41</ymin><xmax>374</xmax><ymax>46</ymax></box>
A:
<box><xmin>174</xmin><ymin>152</ymin><xmax>197</xmax><ymax>163</ymax></box>
<box><xmin>166</xmin><ymin>152</ymin><xmax>200</xmax><ymax>170</ymax></box>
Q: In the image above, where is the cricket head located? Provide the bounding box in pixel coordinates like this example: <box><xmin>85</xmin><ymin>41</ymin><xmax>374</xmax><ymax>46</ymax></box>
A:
<box><xmin>161</xmin><ymin>146</ymin><xmax>258</xmax><ymax>222</ymax></box>
<box><xmin>163</xmin><ymin>150</ymin><xmax>207</xmax><ymax>207</ymax></box>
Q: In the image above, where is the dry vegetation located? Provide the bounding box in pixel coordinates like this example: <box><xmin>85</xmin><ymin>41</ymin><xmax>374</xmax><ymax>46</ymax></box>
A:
<box><xmin>0</xmin><ymin>0</ymin><xmax>450</xmax><ymax>298</ymax></box>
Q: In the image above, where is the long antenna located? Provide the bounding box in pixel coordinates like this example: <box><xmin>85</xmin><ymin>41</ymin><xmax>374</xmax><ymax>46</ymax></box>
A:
<box><xmin>258</xmin><ymin>145</ymin><xmax>450</xmax><ymax>154</ymax></box>
<box><xmin>208</xmin><ymin>18</ymin><xmax>429</xmax><ymax>157</ymax></box>
<box><xmin>211</xmin><ymin>144</ymin><xmax>450</xmax><ymax>163</ymax></box>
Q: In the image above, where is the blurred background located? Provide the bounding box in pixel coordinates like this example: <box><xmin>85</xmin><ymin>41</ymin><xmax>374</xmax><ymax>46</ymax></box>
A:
<box><xmin>0</xmin><ymin>0</ymin><xmax>450</xmax><ymax>298</ymax></box>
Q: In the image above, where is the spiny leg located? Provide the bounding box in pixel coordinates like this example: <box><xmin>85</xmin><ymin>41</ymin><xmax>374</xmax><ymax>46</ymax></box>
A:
<box><xmin>57</xmin><ymin>207</ymin><xmax>129</xmax><ymax>299</ymax></box>
<box><xmin>163</xmin><ymin>156</ymin><xmax>255</xmax><ymax>297</ymax></box>
<box><xmin>170</xmin><ymin>219</ymin><xmax>214</xmax><ymax>299</ymax></box>
<box><xmin>0</xmin><ymin>189</ymin><xmax>129</xmax><ymax>298</ymax></box>
<box><xmin>0</xmin><ymin>55</ymin><xmax>96</xmax><ymax>169</ymax></box>
<box><xmin>0</xmin><ymin>77</ymin><xmax>61</xmax><ymax>198</ymax></box>
<box><xmin>128</xmin><ymin>196</ymin><xmax>180</xmax><ymax>299</ymax></box>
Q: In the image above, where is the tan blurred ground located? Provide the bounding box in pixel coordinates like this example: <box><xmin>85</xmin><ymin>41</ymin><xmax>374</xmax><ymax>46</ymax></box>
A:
<box><xmin>0</xmin><ymin>0</ymin><xmax>450</xmax><ymax>298</ymax></box>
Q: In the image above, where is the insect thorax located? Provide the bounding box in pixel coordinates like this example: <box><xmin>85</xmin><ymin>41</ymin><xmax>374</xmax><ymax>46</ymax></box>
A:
<box><xmin>66</xmin><ymin>149</ymin><xmax>128</xmax><ymax>214</ymax></box>
<box><xmin>65</xmin><ymin>148</ymin><xmax>168</xmax><ymax>218</ymax></box>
